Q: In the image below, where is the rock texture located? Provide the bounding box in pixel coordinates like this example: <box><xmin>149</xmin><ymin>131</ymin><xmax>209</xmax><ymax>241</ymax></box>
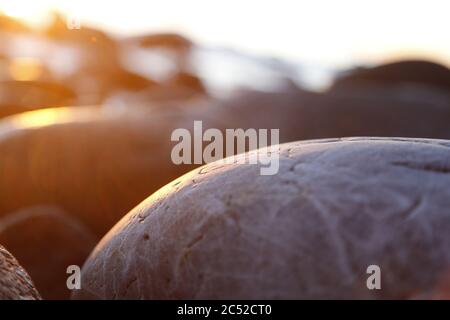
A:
<box><xmin>0</xmin><ymin>245</ymin><xmax>41</xmax><ymax>300</ymax></box>
<box><xmin>74</xmin><ymin>138</ymin><xmax>450</xmax><ymax>299</ymax></box>
<box><xmin>0</xmin><ymin>105</ymin><xmax>219</xmax><ymax>237</ymax></box>
<box><xmin>0</xmin><ymin>206</ymin><xmax>97</xmax><ymax>299</ymax></box>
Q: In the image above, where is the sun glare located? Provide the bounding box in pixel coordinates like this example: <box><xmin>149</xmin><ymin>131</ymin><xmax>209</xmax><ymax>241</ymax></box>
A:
<box><xmin>0</xmin><ymin>0</ymin><xmax>57</xmax><ymax>25</ymax></box>
<box><xmin>10</xmin><ymin>107</ymin><xmax>97</xmax><ymax>129</ymax></box>
<box><xmin>11</xmin><ymin>108</ymin><xmax>71</xmax><ymax>129</ymax></box>
<box><xmin>9</xmin><ymin>57</ymin><xmax>44</xmax><ymax>81</ymax></box>
<box><xmin>0</xmin><ymin>0</ymin><xmax>448</xmax><ymax>68</ymax></box>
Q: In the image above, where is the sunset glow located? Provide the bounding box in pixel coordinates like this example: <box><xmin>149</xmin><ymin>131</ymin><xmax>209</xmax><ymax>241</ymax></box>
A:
<box><xmin>0</xmin><ymin>0</ymin><xmax>56</xmax><ymax>25</ymax></box>
<box><xmin>0</xmin><ymin>0</ymin><xmax>449</xmax><ymax>67</ymax></box>
<box><xmin>11</xmin><ymin>108</ymin><xmax>76</xmax><ymax>129</ymax></box>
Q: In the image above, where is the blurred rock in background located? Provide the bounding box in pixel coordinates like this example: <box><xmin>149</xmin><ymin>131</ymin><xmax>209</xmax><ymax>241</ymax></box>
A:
<box><xmin>0</xmin><ymin>206</ymin><xmax>96</xmax><ymax>299</ymax></box>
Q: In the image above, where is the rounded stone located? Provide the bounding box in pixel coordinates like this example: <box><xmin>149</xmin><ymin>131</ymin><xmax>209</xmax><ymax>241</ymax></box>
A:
<box><xmin>0</xmin><ymin>105</ymin><xmax>219</xmax><ymax>237</ymax></box>
<box><xmin>0</xmin><ymin>245</ymin><xmax>41</xmax><ymax>300</ymax></box>
<box><xmin>74</xmin><ymin>138</ymin><xmax>450</xmax><ymax>299</ymax></box>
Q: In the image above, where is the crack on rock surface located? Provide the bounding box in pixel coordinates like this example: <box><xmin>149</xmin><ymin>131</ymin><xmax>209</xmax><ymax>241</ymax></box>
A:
<box><xmin>399</xmin><ymin>196</ymin><xmax>423</xmax><ymax>220</ymax></box>
<box><xmin>392</xmin><ymin>161</ymin><xmax>450</xmax><ymax>174</ymax></box>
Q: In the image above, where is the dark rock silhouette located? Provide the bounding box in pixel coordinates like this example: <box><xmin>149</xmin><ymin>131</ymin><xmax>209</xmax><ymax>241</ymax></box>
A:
<box><xmin>330</xmin><ymin>60</ymin><xmax>450</xmax><ymax>93</ymax></box>
<box><xmin>131</xmin><ymin>32</ymin><xmax>192</xmax><ymax>51</ymax></box>
<box><xmin>0</xmin><ymin>206</ymin><xmax>97</xmax><ymax>299</ymax></box>
<box><xmin>166</xmin><ymin>72</ymin><xmax>206</xmax><ymax>96</ymax></box>
<box><xmin>208</xmin><ymin>59</ymin><xmax>450</xmax><ymax>144</ymax></box>
<box><xmin>67</xmin><ymin>67</ymin><xmax>157</xmax><ymax>105</ymax></box>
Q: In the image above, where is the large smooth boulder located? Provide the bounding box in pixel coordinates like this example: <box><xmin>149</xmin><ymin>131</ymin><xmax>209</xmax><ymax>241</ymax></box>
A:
<box><xmin>0</xmin><ymin>245</ymin><xmax>41</xmax><ymax>300</ymax></box>
<box><xmin>74</xmin><ymin>138</ymin><xmax>450</xmax><ymax>299</ymax></box>
<box><xmin>207</xmin><ymin>60</ymin><xmax>450</xmax><ymax>144</ymax></box>
<box><xmin>210</xmin><ymin>83</ymin><xmax>450</xmax><ymax>144</ymax></box>
<box><xmin>0</xmin><ymin>206</ymin><xmax>97</xmax><ymax>299</ymax></box>
<box><xmin>0</xmin><ymin>105</ymin><xmax>219</xmax><ymax>236</ymax></box>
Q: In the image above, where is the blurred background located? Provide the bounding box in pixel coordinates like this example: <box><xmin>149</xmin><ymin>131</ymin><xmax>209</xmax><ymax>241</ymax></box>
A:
<box><xmin>0</xmin><ymin>0</ymin><xmax>448</xmax><ymax>101</ymax></box>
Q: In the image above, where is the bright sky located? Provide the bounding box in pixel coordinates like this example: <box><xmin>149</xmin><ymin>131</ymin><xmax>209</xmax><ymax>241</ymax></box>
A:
<box><xmin>0</xmin><ymin>0</ymin><xmax>449</xmax><ymax>68</ymax></box>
